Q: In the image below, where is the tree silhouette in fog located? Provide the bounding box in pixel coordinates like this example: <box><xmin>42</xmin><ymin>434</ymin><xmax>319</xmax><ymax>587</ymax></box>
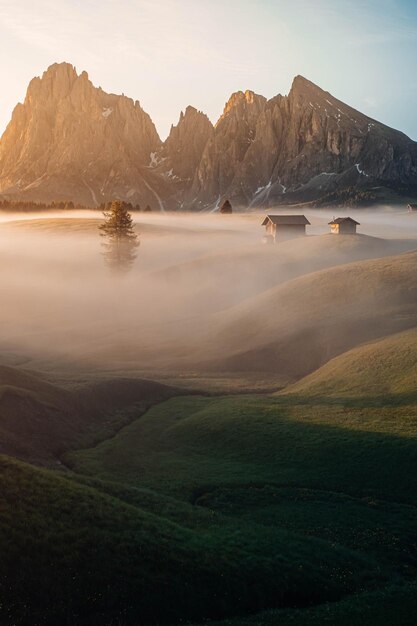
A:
<box><xmin>99</xmin><ymin>201</ymin><xmax>139</xmax><ymax>273</ymax></box>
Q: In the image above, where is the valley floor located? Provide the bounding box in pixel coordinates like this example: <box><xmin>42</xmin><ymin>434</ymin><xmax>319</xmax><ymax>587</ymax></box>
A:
<box><xmin>1</xmin><ymin>210</ymin><xmax>417</xmax><ymax>624</ymax></box>
<box><xmin>5</xmin><ymin>377</ymin><xmax>417</xmax><ymax>625</ymax></box>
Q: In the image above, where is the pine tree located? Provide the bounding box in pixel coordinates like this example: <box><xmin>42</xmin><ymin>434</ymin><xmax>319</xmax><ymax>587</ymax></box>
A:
<box><xmin>99</xmin><ymin>200</ymin><xmax>139</xmax><ymax>273</ymax></box>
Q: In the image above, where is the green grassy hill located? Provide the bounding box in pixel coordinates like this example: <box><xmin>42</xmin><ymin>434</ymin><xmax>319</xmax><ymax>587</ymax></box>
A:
<box><xmin>198</xmin><ymin>249</ymin><xmax>417</xmax><ymax>381</ymax></box>
<box><xmin>3</xmin><ymin>227</ymin><xmax>417</xmax><ymax>623</ymax></box>
<box><xmin>0</xmin><ymin>454</ymin><xmax>383</xmax><ymax>625</ymax></box>
<box><xmin>283</xmin><ymin>326</ymin><xmax>417</xmax><ymax>400</ymax></box>
<box><xmin>69</xmin><ymin>388</ymin><xmax>417</xmax><ymax>502</ymax></box>
<box><xmin>65</xmin><ymin>316</ymin><xmax>417</xmax><ymax>624</ymax></box>
<box><xmin>185</xmin><ymin>582</ymin><xmax>417</xmax><ymax>626</ymax></box>
<box><xmin>5</xmin><ymin>334</ymin><xmax>417</xmax><ymax>623</ymax></box>
<box><xmin>66</xmin><ymin>385</ymin><xmax>417</xmax><ymax>624</ymax></box>
<box><xmin>0</xmin><ymin>365</ymin><xmax>180</xmax><ymax>463</ymax></box>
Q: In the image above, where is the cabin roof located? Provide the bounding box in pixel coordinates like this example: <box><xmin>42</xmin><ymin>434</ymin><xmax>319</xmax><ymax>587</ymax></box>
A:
<box><xmin>261</xmin><ymin>214</ymin><xmax>311</xmax><ymax>226</ymax></box>
<box><xmin>328</xmin><ymin>217</ymin><xmax>360</xmax><ymax>225</ymax></box>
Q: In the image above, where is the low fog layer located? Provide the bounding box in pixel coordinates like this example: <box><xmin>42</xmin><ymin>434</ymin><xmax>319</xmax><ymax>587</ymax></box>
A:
<box><xmin>1</xmin><ymin>208</ymin><xmax>417</xmax><ymax>387</ymax></box>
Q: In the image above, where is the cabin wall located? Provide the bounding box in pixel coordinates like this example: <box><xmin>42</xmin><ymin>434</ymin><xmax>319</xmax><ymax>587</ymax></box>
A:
<box><xmin>330</xmin><ymin>223</ymin><xmax>357</xmax><ymax>234</ymax></box>
<box><xmin>275</xmin><ymin>225</ymin><xmax>306</xmax><ymax>240</ymax></box>
<box><xmin>339</xmin><ymin>223</ymin><xmax>357</xmax><ymax>234</ymax></box>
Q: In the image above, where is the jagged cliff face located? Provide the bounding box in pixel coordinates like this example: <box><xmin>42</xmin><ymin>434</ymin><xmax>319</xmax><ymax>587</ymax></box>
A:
<box><xmin>0</xmin><ymin>63</ymin><xmax>164</xmax><ymax>207</ymax></box>
<box><xmin>189</xmin><ymin>91</ymin><xmax>267</xmax><ymax>209</ymax></box>
<box><xmin>1</xmin><ymin>65</ymin><xmax>417</xmax><ymax>209</ymax></box>
<box><xmin>161</xmin><ymin>106</ymin><xmax>213</xmax><ymax>181</ymax></box>
<box><xmin>189</xmin><ymin>76</ymin><xmax>417</xmax><ymax>208</ymax></box>
<box><xmin>148</xmin><ymin>106</ymin><xmax>213</xmax><ymax>208</ymax></box>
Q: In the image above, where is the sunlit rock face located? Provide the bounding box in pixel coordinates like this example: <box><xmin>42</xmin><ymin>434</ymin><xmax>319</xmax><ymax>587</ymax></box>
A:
<box><xmin>0</xmin><ymin>62</ymin><xmax>163</xmax><ymax>207</ymax></box>
<box><xmin>188</xmin><ymin>76</ymin><xmax>417</xmax><ymax>209</ymax></box>
<box><xmin>188</xmin><ymin>90</ymin><xmax>267</xmax><ymax>210</ymax></box>
<box><xmin>1</xmin><ymin>64</ymin><xmax>417</xmax><ymax>209</ymax></box>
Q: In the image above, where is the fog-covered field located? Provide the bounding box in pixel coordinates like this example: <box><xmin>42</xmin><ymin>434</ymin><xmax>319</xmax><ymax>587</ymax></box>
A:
<box><xmin>3</xmin><ymin>207</ymin><xmax>417</xmax><ymax>626</ymax></box>
<box><xmin>1</xmin><ymin>207</ymin><xmax>417</xmax><ymax>389</ymax></box>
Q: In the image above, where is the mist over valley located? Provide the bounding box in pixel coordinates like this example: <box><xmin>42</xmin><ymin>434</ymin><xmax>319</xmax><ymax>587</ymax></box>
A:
<box><xmin>2</xmin><ymin>3</ymin><xmax>417</xmax><ymax>622</ymax></box>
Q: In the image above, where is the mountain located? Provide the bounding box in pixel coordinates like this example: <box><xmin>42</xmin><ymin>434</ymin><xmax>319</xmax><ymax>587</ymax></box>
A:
<box><xmin>148</xmin><ymin>105</ymin><xmax>213</xmax><ymax>208</ymax></box>
<box><xmin>0</xmin><ymin>63</ymin><xmax>167</xmax><ymax>208</ymax></box>
<box><xmin>188</xmin><ymin>90</ymin><xmax>267</xmax><ymax>209</ymax></box>
<box><xmin>189</xmin><ymin>76</ymin><xmax>417</xmax><ymax>209</ymax></box>
<box><xmin>1</xmin><ymin>64</ymin><xmax>417</xmax><ymax>209</ymax></box>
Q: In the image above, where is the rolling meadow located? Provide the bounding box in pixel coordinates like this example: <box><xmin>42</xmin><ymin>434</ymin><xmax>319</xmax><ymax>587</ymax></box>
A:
<box><xmin>1</xmin><ymin>208</ymin><xmax>417</xmax><ymax>624</ymax></box>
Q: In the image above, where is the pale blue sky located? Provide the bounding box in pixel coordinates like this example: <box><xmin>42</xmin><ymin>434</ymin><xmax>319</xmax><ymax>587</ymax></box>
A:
<box><xmin>0</xmin><ymin>0</ymin><xmax>417</xmax><ymax>139</ymax></box>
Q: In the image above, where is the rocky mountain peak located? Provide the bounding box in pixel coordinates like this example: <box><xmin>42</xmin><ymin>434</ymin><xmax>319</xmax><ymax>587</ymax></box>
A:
<box><xmin>288</xmin><ymin>75</ymin><xmax>341</xmax><ymax>112</ymax></box>
<box><xmin>183</xmin><ymin>105</ymin><xmax>199</xmax><ymax>116</ymax></box>
<box><xmin>0</xmin><ymin>63</ymin><xmax>162</xmax><ymax>206</ymax></box>
<box><xmin>150</xmin><ymin>104</ymin><xmax>213</xmax><ymax>202</ymax></box>
<box><xmin>224</xmin><ymin>89</ymin><xmax>260</xmax><ymax>108</ymax></box>
<box><xmin>43</xmin><ymin>61</ymin><xmax>79</xmax><ymax>84</ymax></box>
<box><xmin>289</xmin><ymin>74</ymin><xmax>318</xmax><ymax>94</ymax></box>
<box><xmin>26</xmin><ymin>62</ymin><xmax>81</xmax><ymax>101</ymax></box>
<box><xmin>217</xmin><ymin>90</ymin><xmax>266</xmax><ymax>126</ymax></box>
<box><xmin>1</xmin><ymin>64</ymin><xmax>417</xmax><ymax>210</ymax></box>
<box><xmin>177</xmin><ymin>105</ymin><xmax>210</xmax><ymax>126</ymax></box>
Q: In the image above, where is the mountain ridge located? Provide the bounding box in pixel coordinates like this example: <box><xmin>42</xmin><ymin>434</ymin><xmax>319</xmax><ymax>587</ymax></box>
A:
<box><xmin>1</xmin><ymin>62</ymin><xmax>417</xmax><ymax>209</ymax></box>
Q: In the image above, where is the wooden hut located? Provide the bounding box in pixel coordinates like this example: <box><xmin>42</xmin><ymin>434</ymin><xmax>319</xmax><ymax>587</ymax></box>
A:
<box><xmin>328</xmin><ymin>217</ymin><xmax>360</xmax><ymax>235</ymax></box>
<box><xmin>220</xmin><ymin>199</ymin><xmax>233</xmax><ymax>214</ymax></box>
<box><xmin>261</xmin><ymin>215</ymin><xmax>310</xmax><ymax>243</ymax></box>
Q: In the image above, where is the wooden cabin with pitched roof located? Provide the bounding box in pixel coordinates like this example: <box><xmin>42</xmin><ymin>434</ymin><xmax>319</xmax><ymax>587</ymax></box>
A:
<box><xmin>328</xmin><ymin>217</ymin><xmax>360</xmax><ymax>235</ymax></box>
<box><xmin>261</xmin><ymin>215</ymin><xmax>310</xmax><ymax>243</ymax></box>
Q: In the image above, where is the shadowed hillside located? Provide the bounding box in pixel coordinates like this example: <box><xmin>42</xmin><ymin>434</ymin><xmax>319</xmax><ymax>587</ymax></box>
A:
<box><xmin>0</xmin><ymin>455</ymin><xmax>379</xmax><ymax>625</ymax></box>
<box><xmin>185</xmin><ymin>582</ymin><xmax>417</xmax><ymax>626</ymax></box>
<box><xmin>0</xmin><ymin>365</ymin><xmax>181</xmax><ymax>463</ymax></box>
<box><xmin>67</xmin><ymin>364</ymin><xmax>417</xmax><ymax>623</ymax></box>
<box><xmin>196</xmin><ymin>250</ymin><xmax>417</xmax><ymax>381</ymax></box>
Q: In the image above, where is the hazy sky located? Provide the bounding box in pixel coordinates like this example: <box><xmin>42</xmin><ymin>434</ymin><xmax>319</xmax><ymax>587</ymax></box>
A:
<box><xmin>0</xmin><ymin>0</ymin><xmax>417</xmax><ymax>140</ymax></box>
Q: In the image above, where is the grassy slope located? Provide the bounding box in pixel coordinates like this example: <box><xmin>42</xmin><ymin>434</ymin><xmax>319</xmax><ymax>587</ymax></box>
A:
<box><xmin>0</xmin><ymin>365</ymin><xmax>181</xmax><ymax>463</ymax></box>
<box><xmin>67</xmin><ymin>325</ymin><xmax>417</xmax><ymax>623</ymax></box>
<box><xmin>282</xmin><ymin>326</ymin><xmax>417</xmax><ymax>400</ymax></box>
<box><xmin>185</xmin><ymin>582</ymin><xmax>417</xmax><ymax>626</ymax></box>
<box><xmin>3</xmin><ymin>395</ymin><xmax>417</xmax><ymax>625</ymax></box>
<box><xmin>3</xmin><ymin>233</ymin><xmax>417</xmax><ymax>623</ymax></box>
<box><xmin>155</xmin><ymin>233</ymin><xmax>417</xmax><ymax>316</ymax></box>
<box><xmin>0</xmin><ymin>455</ymin><xmax>379</xmax><ymax>626</ymax></box>
<box><xmin>198</xmin><ymin>249</ymin><xmax>417</xmax><ymax>380</ymax></box>
<box><xmin>69</xmin><ymin>391</ymin><xmax>417</xmax><ymax>504</ymax></box>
